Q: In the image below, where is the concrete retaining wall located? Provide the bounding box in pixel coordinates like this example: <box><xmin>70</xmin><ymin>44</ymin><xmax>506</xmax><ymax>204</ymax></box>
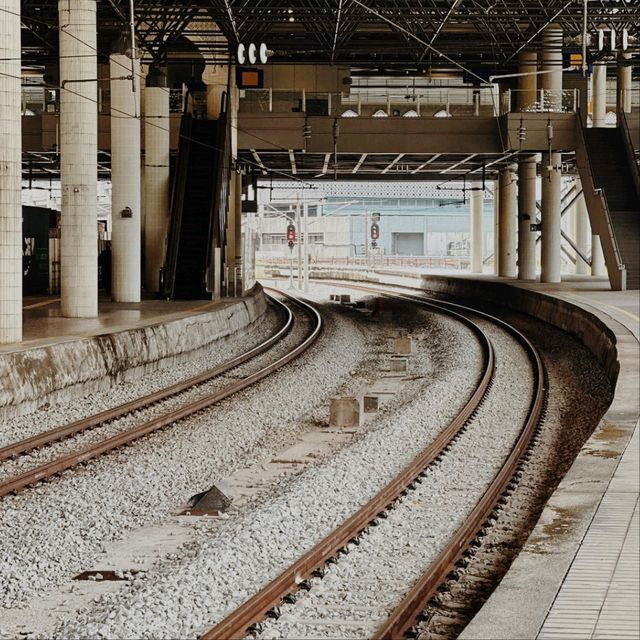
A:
<box><xmin>0</xmin><ymin>287</ymin><xmax>267</xmax><ymax>420</ymax></box>
<box><xmin>308</xmin><ymin>268</ymin><xmax>620</xmax><ymax>387</ymax></box>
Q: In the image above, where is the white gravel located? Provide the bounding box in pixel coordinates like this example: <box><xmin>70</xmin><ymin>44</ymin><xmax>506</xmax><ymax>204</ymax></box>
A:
<box><xmin>0</xmin><ymin>302</ymin><xmax>306</xmax><ymax>483</ymax></box>
<box><xmin>47</xmin><ymin>294</ymin><xmax>484</xmax><ymax>640</ymax></box>
<box><xmin>256</xmin><ymin>319</ymin><xmax>534</xmax><ymax>639</ymax></box>
<box><xmin>0</xmin><ymin>307</ymin><xmax>283</xmax><ymax>449</ymax></box>
<box><xmin>0</xmin><ymin>296</ymin><xmax>368</xmax><ymax>614</ymax></box>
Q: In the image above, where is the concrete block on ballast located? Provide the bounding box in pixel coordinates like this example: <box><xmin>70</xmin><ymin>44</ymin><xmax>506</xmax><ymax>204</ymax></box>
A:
<box><xmin>329</xmin><ymin>397</ymin><xmax>360</xmax><ymax>427</ymax></box>
<box><xmin>363</xmin><ymin>395</ymin><xmax>379</xmax><ymax>413</ymax></box>
<box><xmin>386</xmin><ymin>357</ymin><xmax>408</xmax><ymax>372</ymax></box>
<box><xmin>394</xmin><ymin>336</ymin><xmax>413</xmax><ymax>355</ymax></box>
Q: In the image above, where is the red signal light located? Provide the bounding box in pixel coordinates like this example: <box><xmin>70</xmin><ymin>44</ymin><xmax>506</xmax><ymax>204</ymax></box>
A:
<box><xmin>371</xmin><ymin>223</ymin><xmax>380</xmax><ymax>241</ymax></box>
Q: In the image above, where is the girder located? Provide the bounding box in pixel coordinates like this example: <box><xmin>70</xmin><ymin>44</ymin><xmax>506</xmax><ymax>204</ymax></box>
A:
<box><xmin>17</xmin><ymin>1</ymin><xmax>639</xmax><ymax>67</ymax></box>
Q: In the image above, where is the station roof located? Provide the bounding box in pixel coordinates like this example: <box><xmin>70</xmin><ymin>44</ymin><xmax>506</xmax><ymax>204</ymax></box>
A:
<box><xmin>20</xmin><ymin>1</ymin><xmax>640</xmax><ymax>68</ymax></box>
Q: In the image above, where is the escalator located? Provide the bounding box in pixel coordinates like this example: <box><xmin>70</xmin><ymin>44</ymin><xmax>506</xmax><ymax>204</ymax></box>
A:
<box><xmin>163</xmin><ymin>109</ymin><xmax>229</xmax><ymax>299</ymax></box>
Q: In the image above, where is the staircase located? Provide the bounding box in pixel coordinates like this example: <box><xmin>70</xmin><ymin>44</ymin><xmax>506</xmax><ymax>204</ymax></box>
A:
<box><xmin>575</xmin><ymin>113</ymin><xmax>640</xmax><ymax>290</ymax></box>
<box><xmin>163</xmin><ymin>115</ymin><xmax>220</xmax><ymax>299</ymax></box>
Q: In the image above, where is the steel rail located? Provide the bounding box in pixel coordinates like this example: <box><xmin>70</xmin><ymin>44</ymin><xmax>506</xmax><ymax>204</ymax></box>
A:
<box><xmin>200</xmin><ymin>294</ymin><xmax>495</xmax><ymax>640</ymax></box>
<box><xmin>335</xmin><ymin>283</ymin><xmax>547</xmax><ymax>639</ymax></box>
<box><xmin>0</xmin><ymin>292</ymin><xmax>292</xmax><ymax>464</ymax></box>
<box><xmin>0</xmin><ymin>291</ymin><xmax>321</xmax><ymax>499</ymax></box>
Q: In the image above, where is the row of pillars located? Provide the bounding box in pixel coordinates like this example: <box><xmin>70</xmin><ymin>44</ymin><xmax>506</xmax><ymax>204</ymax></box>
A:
<box><xmin>0</xmin><ymin>0</ymin><xmax>238</xmax><ymax>344</ymax></box>
<box><xmin>469</xmin><ymin>168</ymin><xmax>604</xmax><ymax>282</ymax></box>
<box><xmin>468</xmin><ymin>21</ymin><xmax>630</xmax><ymax>283</ymax></box>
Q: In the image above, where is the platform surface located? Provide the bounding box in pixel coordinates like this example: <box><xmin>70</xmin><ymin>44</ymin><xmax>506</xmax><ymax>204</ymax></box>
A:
<box><xmin>3</xmin><ymin>296</ymin><xmax>228</xmax><ymax>354</ymax></box>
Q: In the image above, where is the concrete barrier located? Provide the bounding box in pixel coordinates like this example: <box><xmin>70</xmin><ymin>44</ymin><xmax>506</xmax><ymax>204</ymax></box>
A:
<box><xmin>0</xmin><ymin>287</ymin><xmax>267</xmax><ymax>420</ymax></box>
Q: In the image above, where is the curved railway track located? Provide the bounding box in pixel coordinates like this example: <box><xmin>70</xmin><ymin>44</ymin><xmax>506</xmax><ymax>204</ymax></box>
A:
<box><xmin>201</xmin><ymin>284</ymin><xmax>546</xmax><ymax>640</ymax></box>
<box><xmin>0</xmin><ymin>290</ymin><xmax>322</xmax><ymax>499</ymax></box>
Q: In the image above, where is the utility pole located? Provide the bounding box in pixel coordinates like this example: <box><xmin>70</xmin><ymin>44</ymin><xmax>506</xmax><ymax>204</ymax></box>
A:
<box><xmin>296</xmin><ymin>198</ymin><xmax>302</xmax><ymax>290</ymax></box>
<box><xmin>364</xmin><ymin>209</ymin><xmax>369</xmax><ymax>267</ymax></box>
<box><xmin>303</xmin><ymin>201</ymin><xmax>309</xmax><ymax>292</ymax></box>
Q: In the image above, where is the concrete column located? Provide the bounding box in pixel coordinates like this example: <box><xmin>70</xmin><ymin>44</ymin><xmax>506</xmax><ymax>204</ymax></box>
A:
<box><xmin>59</xmin><ymin>0</ymin><xmax>98</xmax><ymax>318</ymax></box>
<box><xmin>0</xmin><ymin>0</ymin><xmax>22</xmax><ymax>343</ymax></box>
<box><xmin>470</xmin><ymin>182</ymin><xmax>484</xmax><ymax>273</ymax></box>
<box><xmin>541</xmin><ymin>152</ymin><xmax>562</xmax><ymax>283</ymax></box>
<box><xmin>498</xmin><ymin>166</ymin><xmax>517</xmax><ymax>278</ymax></box>
<box><xmin>144</xmin><ymin>66</ymin><xmax>170</xmax><ymax>294</ymax></box>
<box><xmin>592</xmin><ymin>63</ymin><xmax>607</xmax><ymax>127</ymax></box>
<box><xmin>517</xmin><ymin>156</ymin><xmax>537</xmax><ymax>280</ymax></box>
<box><xmin>592</xmin><ymin>235</ymin><xmax>605</xmax><ymax>276</ymax></box>
<box><xmin>493</xmin><ymin>179</ymin><xmax>500</xmax><ymax>274</ymax></box>
<box><xmin>617</xmin><ymin>53</ymin><xmax>632</xmax><ymax>115</ymax></box>
<box><xmin>540</xmin><ymin>24</ymin><xmax>563</xmax><ymax>111</ymax></box>
<box><xmin>203</xmin><ymin>64</ymin><xmax>227</xmax><ymax>119</ymax></box>
<box><xmin>110</xmin><ymin>36</ymin><xmax>141</xmax><ymax>302</ymax></box>
<box><xmin>517</xmin><ymin>51</ymin><xmax>537</xmax><ymax>111</ymax></box>
<box><xmin>574</xmin><ymin>187</ymin><xmax>590</xmax><ymax>275</ymax></box>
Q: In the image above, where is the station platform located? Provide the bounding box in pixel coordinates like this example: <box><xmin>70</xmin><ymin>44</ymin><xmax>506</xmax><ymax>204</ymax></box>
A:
<box><xmin>303</xmin><ymin>266</ymin><xmax>639</xmax><ymax>639</ymax></box>
<box><xmin>0</xmin><ymin>289</ymin><xmax>267</xmax><ymax>419</ymax></box>
<box><xmin>11</xmin><ymin>295</ymin><xmax>224</xmax><ymax>353</ymax></box>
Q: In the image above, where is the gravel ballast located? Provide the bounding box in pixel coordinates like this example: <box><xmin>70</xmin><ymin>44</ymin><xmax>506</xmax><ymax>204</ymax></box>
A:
<box><xmin>48</xmin><ymin>296</ymin><xmax>483</xmax><ymax>640</ymax></box>
<box><xmin>0</xmin><ymin>298</ymin><xmax>369</xmax><ymax>613</ymax></box>
<box><xmin>255</xmin><ymin>318</ymin><xmax>534</xmax><ymax>639</ymax></box>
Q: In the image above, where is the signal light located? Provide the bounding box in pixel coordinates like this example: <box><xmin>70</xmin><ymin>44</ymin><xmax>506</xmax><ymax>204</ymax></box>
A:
<box><xmin>371</xmin><ymin>223</ymin><xmax>380</xmax><ymax>241</ymax></box>
<box><xmin>287</xmin><ymin>223</ymin><xmax>296</xmax><ymax>249</ymax></box>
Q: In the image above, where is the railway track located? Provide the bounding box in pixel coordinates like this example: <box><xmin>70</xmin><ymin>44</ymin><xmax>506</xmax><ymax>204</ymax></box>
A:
<box><xmin>201</xmin><ymin>284</ymin><xmax>545</xmax><ymax>640</ymax></box>
<box><xmin>0</xmin><ymin>290</ymin><xmax>322</xmax><ymax>499</ymax></box>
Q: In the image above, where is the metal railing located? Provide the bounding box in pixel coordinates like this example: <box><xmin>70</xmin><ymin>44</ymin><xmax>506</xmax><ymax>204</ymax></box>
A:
<box><xmin>501</xmin><ymin>88</ymin><xmax>580</xmax><ymax>114</ymax></box>
<box><xmin>239</xmin><ymin>86</ymin><xmax>501</xmax><ymax>118</ymax></box>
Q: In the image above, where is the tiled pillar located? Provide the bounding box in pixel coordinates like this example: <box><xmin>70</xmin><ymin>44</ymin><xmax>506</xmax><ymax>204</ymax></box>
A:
<box><xmin>517</xmin><ymin>155</ymin><xmax>537</xmax><ymax>280</ymax></box>
<box><xmin>498</xmin><ymin>165</ymin><xmax>517</xmax><ymax>278</ymax></box>
<box><xmin>541</xmin><ymin>153</ymin><xmax>562</xmax><ymax>283</ymax></box>
<box><xmin>0</xmin><ymin>0</ymin><xmax>22</xmax><ymax>343</ymax></box>
<box><xmin>617</xmin><ymin>53</ymin><xmax>632</xmax><ymax>114</ymax></box>
<box><xmin>517</xmin><ymin>51</ymin><xmax>537</xmax><ymax>110</ymax></box>
<box><xmin>592</xmin><ymin>63</ymin><xmax>607</xmax><ymax>127</ymax></box>
<box><xmin>592</xmin><ymin>235</ymin><xmax>605</xmax><ymax>276</ymax></box>
<box><xmin>540</xmin><ymin>24</ymin><xmax>563</xmax><ymax>111</ymax></box>
<box><xmin>144</xmin><ymin>66</ymin><xmax>170</xmax><ymax>294</ymax></box>
<box><xmin>574</xmin><ymin>184</ymin><xmax>590</xmax><ymax>275</ymax></box>
<box><xmin>59</xmin><ymin>0</ymin><xmax>98</xmax><ymax>318</ymax></box>
<box><xmin>110</xmin><ymin>35</ymin><xmax>141</xmax><ymax>302</ymax></box>
<box><xmin>470</xmin><ymin>182</ymin><xmax>483</xmax><ymax>273</ymax></box>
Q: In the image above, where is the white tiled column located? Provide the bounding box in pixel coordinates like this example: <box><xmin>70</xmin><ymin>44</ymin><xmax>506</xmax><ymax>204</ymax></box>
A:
<box><xmin>470</xmin><ymin>182</ymin><xmax>484</xmax><ymax>274</ymax></box>
<box><xmin>541</xmin><ymin>153</ymin><xmax>562</xmax><ymax>283</ymax></box>
<box><xmin>498</xmin><ymin>165</ymin><xmax>517</xmax><ymax>278</ymax></box>
<box><xmin>617</xmin><ymin>53</ymin><xmax>632</xmax><ymax>115</ymax></box>
<box><xmin>592</xmin><ymin>63</ymin><xmax>607</xmax><ymax>127</ymax></box>
<box><xmin>0</xmin><ymin>0</ymin><xmax>22</xmax><ymax>343</ymax></box>
<box><xmin>517</xmin><ymin>155</ymin><xmax>538</xmax><ymax>280</ymax></box>
<box><xmin>144</xmin><ymin>67</ymin><xmax>170</xmax><ymax>294</ymax></box>
<box><xmin>540</xmin><ymin>24</ymin><xmax>563</xmax><ymax>111</ymax></box>
<box><xmin>110</xmin><ymin>38</ymin><xmax>141</xmax><ymax>302</ymax></box>
<box><xmin>59</xmin><ymin>0</ymin><xmax>98</xmax><ymax>318</ymax></box>
<box><xmin>592</xmin><ymin>234</ymin><xmax>606</xmax><ymax>277</ymax></box>
<box><xmin>574</xmin><ymin>183</ymin><xmax>590</xmax><ymax>275</ymax></box>
<box><xmin>517</xmin><ymin>50</ymin><xmax>537</xmax><ymax>110</ymax></box>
